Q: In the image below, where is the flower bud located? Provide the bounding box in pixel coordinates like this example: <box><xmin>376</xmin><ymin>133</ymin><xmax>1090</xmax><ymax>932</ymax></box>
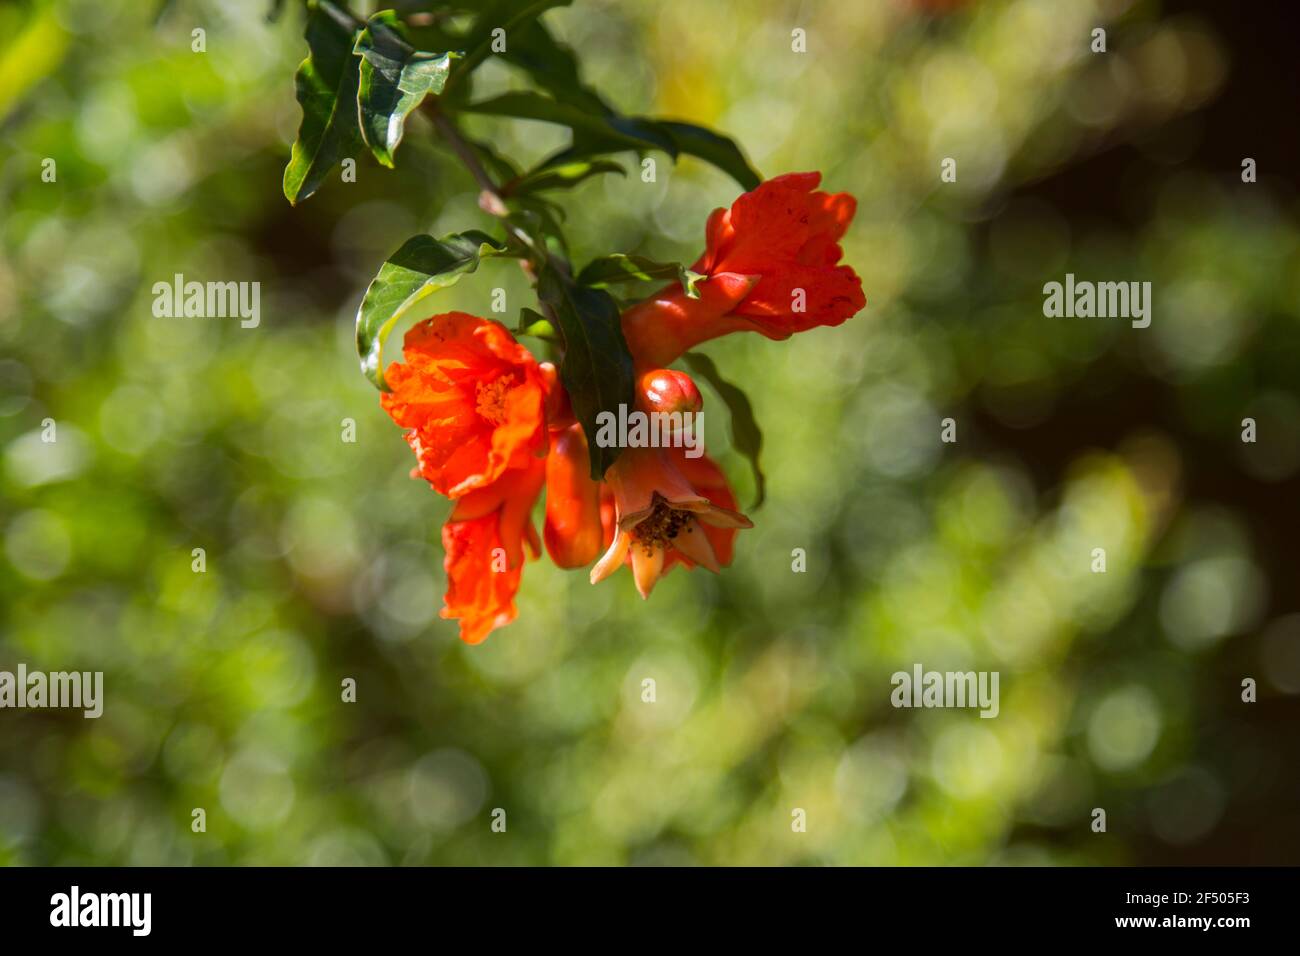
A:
<box><xmin>637</xmin><ymin>368</ymin><xmax>703</xmax><ymax>416</ymax></box>
<box><xmin>543</xmin><ymin>424</ymin><xmax>604</xmax><ymax>568</ymax></box>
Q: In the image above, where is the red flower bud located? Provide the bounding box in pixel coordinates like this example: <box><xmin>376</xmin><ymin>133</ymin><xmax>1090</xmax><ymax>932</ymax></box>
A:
<box><xmin>637</xmin><ymin>368</ymin><xmax>703</xmax><ymax>416</ymax></box>
<box><xmin>543</xmin><ymin>424</ymin><xmax>604</xmax><ymax>569</ymax></box>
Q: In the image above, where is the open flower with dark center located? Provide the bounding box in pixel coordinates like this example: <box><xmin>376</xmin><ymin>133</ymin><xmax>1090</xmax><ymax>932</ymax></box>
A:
<box><xmin>621</xmin><ymin>171</ymin><xmax>865</xmax><ymax>367</ymax></box>
<box><xmin>381</xmin><ymin>312</ymin><xmax>550</xmax><ymax>498</ymax></box>
<box><xmin>591</xmin><ymin>445</ymin><xmax>751</xmax><ymax>599</ymax></box>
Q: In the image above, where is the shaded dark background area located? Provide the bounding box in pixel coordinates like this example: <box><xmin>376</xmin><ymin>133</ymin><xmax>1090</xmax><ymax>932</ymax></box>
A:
<box><xmin>990</xmin><ymin>0</ymin><xmax>1300</xmax><ymax>864</ymax></box>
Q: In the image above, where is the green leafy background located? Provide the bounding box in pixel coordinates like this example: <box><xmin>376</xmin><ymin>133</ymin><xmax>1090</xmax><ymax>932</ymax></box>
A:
<box><xmin>1</xmin><ymin>0</ymin><xmax>1298</xmax><ymax>865</ymax></box>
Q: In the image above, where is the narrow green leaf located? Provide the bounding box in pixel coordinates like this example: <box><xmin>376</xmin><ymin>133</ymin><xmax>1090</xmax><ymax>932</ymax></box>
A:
<box><xmin>577</xmin><ymin>253</ymin><xmax>704</xmax><ymax>299</ymax></box>
<box><xmin>460</xmin><ymin>91</ymin><xmax>678</xmax><ymax>156</ymax></box>
<box><xmin>509</xmin><ymin>159</ymin><xmax>624</xmax><ymax>195</ymax></box>
<box><xmin>283</xmin><ymin>1</ymin><xmax>365</xmax><ymax>204</ymax></box>
<box><xmin>538</xmin><ymin>266</ymin><xmax>636</xmax><ymax>478</ymax></box>
<box><xmin>682</xmin><ymin>352</ymin><xmax>766</xmax><ymax>508</ymax></box>
<box><xmin>446</xmin><ymin>0</ymin><xmax>573</xmax><ymax>93</ymax></box>
<box><xmin>658</xmin><ymin>121</ymin><xmax>761</xmax><ymax>191</ymax></box>
<box><xmin>354</xmin><ymin>12</ymin><xmax>455</xmax><ymax>168</ymax></box>
<box><xmin>516</xmin><ymin>307</ymin><xmax>558</xmax><ymax>343</ymax></box>
<box><xmin>355</xmin><ymin>231</ymin><xmax>507</xmax><ymax>391</ymax></box>
<box><xmin>536</xmin><ymin>122</ymin><xmax>760</xmax><ymax>190</ymax></box>
<box><xmin>496</xmin><ymin>14</ymin><xmax>610</xmax><ymax>116</ymax></box>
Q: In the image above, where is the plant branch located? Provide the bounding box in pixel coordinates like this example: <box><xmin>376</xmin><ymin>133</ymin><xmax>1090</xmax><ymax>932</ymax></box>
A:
<box><xmin>424</xmin><ymin>103</ymin><xmax>569</xmax><ymax>362</ymax></box>
<box><xmin>423</xmin><ymin>104</ymin><xmax>538</xmax><ymax>256</ymax></box>
<box><xmin>427</xmin><ymin>107</ymin><xmax>503</xmax><ymax>199</ymax></box>
<box><xmin>424</xmin><ymin>102</ymin><xmax>573</xmax><ymax>285</ymax></box>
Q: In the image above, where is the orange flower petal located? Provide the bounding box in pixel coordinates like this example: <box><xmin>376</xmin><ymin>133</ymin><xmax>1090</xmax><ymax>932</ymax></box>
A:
<box><xmin>381</xmin><ymin>312</ymin><xmax>549</xmax><ymax>498</ymax></box>
<box><xmin>620</xmin><ymin>172</ymin><xmax>865</xmax><ymax>364</ymax></box>
<box><xmin>440</xmin><ymin>458</ymin><xmax>544</xmax><ymax>644</ymax></box>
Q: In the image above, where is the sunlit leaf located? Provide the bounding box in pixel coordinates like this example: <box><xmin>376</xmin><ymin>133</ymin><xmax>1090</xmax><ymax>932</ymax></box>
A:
<box><xmin>356</xmin><ymin>231</ymin><xmax>507</xmax><ymax>391</ymax></box>
<box><xmin>516</xmin><ymin>307</ymin><xmax>558</xmax><ymax>343</ymax></box>
<box><xmin>577</xmin><ymin>253</ymin><xmax>704</xmax><ymax>298</ymax></box>
<box><xmin>354</xmin><ymin>12</ymin><xmax>455</xmax><ymax>168</ymax></box>
<box><xmin>509</xmin><ymin>158</ymin><xmax>624</xmax><ymax>195</ymax></box>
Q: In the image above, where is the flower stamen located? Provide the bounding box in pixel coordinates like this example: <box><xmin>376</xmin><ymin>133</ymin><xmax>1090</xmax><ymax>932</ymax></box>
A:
<box><xmin>631</xmin><ymin>494</ymin><xmax>692</xmax><ymax>552</ymax></box>
<box><xmin>475</xmin><ymin>375</ymin><xmax>515</xmax><ymax>425</ymax></box>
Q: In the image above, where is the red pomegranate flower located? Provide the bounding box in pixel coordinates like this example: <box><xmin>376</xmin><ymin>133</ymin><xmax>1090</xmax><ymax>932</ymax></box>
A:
<box><xmin>440</xmin><ymin>459</ymin><xmax>545</xmax><ymax>644</ymax></box>
<box><xmin>381</xmin><ymin>312</ymin><xmax>550</xmax><ymax>498</ymax></box>
<box><xmin>374</xmin><ymin>172</ymin><xmax>864</xmax><ymax>642</ymax></box>
<box><xmin>591</xmin><ymin>444</ymin><xmax>751</xmax><ymax>599</ymax></box>
<box><xmin>622</xmin><ymin>172</ymin><xmax>865</xmax><ymax>366</ymax></box>
<box><xmin>545</xmin><ymin>366</ymin><xmax>720</xmax><ymax>583</ymax></box>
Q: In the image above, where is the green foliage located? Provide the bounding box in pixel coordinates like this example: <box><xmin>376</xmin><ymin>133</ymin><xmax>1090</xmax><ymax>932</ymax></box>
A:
<box><xmin>508</xmin><ymin>158</ymin><xmax>625</xmax><ymax>195</ymax></box>
<box><xmin>577</xmin><ymin>253</ymin><xmax>704</xmax><ymax>298</ymax></box>
<box><xmin>682</xmin><ymin>352</ymin><xmax>766</xmax><ymax>507</ymax></box>
<box><xmin>290</xmin><ymin>0</ymin><xmax>743</xmax><ymax>482</ymax></box>
<box><xmin>355</xmin><ymin>231</ymin><xmax>508</xmax><ymax>390</ymax></box>
<box><xmin>283</xmin><ymin>1</ymin><xmax>365</xmax><ymax>204</ymax></box>
<box><xmin>656</xmin><ymin>121</ymin><xmax>761</xmax><ymax>191</ymax></box>
<box><xmin>284</xmin><ymin>0</ymin><xmax>754</xmax><ymax>467</ymax></box>
<box><xmin>537</xmin><ymin>267</ymin><xmax>637</xmax><ymax>478</ymax></box>
<box><xmin>354</xmin><ymin>12</ymin><xmax>455</xmax><ymax>168</ymax></box>
<box><xmin>444</xmin><ymin>0</ymin><xmax>575</xmax><ymax>94</ymax></box>
<box><xmin>490</xmin><ymin>7</ymin><xmax>604</xmax><ymax>112</ymax></box>
<box><xmin>5</xmin><ymin>0</ymin><xmax>1292</xmax><ymax>870</ymax></box>
<box><xmin>459</xmin><ymin>90</ymin><xmax>679</xmax><ymax>155</ymax></box>
<box><xmin>516</xmin><ymin>307</ymin><xmax>559</xmax><ymax>343</ymax></box>
<box><xmin>460</xmin><ymin>91</ymin><xmax>759</xmax><ymax>188</ymax></box>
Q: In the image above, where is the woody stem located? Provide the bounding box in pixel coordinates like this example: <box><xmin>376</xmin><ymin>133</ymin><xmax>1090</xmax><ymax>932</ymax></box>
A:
<box><xmin>425</xmin><ymin>106</ymin><xmax>542</xmax><ymax>259</ymax></box>
<box><xmin>424</xmin><ymin>103</ymin><xmax>569</xmax><ymax>362</ymax></box>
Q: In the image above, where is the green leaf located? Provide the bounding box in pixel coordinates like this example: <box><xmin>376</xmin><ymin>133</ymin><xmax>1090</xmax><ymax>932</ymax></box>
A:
<box><xmin>682</xmin><ymin>352</ymin><xmax>766</xmax><ymax>508</ymax></box>
<box><xmin>537</xmin><ymin>266</ymin><xmax>636</xmax><ymax>478</ymax></box>
<box><xmin>355</xmin><ymin>231</ymin><xmax>507</xmax><ymax>391</ymax></box>
<box><xmin>445</xmin><ymin>0</ymin><xmax>574</xmax><ymax>94</ymax></box>
<box><xmin>536</xmin><ymin>119</ymin><xmax>760</xmax><ymax>191</ymax></box>
<box><xmin>516</xmin><ymin>307</ymin><xmax>558</xmax><ymax>343</ymax></box>
<box><xmin>506</xmin><ymin>195</ymin><xmax>569</xmax><ymax>255</ymax></box>
<box><xmin>509</xmin><ymin>159</ymin><xmax>624</xmax><ymax>195</ymax></box>
<box><xmin>460</xmin><ymin>91</ymin><xmax>679</xmax><ymax>156</ymax></box>
<box><xmin>354</xmin><ymin>12</ymin><xmax>455</xmax><ymax>168</ymax></box>
<box><xmin>283</xmin><ymin>1</ymin><xmax>365</xmax><ymax>205</ymax></box>
<box><xmin>576</xmin><ymin>254</ymin><xmax>704</xmax><ymax>299</ymax></box>
<box><xmin>658</xmin><ymin>121</ymin><xmax>761</xmax><ymax>191</ymax></box>
<box><xmin>495</xmin><ymin>14</ymin><xmax>613</xmax><ymax>116</ymax></box>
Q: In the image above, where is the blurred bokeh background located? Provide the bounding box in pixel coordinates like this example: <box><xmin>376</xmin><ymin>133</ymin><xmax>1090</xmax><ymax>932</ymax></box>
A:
<box><xmin>2</xmin><ymin>0</ymin><xmax>1298</xmax><ymax>865</ymax></box>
